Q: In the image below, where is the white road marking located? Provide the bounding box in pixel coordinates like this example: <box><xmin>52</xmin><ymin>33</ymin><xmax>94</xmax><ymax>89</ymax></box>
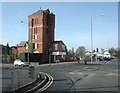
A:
<box><xmin>69</xmin><ymin>67</ymin><xmax>88</xmax><ymax>75</ymax></box>
<box><xmin>105</xmin><ymin>61</ymin><xmax>111</xmax><ymax>64</ymax></box>
<box><xmin>106</xmin><ymin>73</ymin><xmax>118</xmax><ymax>76</ymax></box>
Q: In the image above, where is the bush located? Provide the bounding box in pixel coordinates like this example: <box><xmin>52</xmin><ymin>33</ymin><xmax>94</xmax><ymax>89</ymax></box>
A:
<box><xmin>2</xmin><ymin>54</ymin><xmax>17</xmax><ymax>63</ymax></box>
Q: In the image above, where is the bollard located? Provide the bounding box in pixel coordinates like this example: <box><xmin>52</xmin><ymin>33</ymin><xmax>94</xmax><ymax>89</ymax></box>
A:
<box><xmin>77</xmin><ymin>60</ymin><xmax>80</xmax><ymax>64</ymax></box>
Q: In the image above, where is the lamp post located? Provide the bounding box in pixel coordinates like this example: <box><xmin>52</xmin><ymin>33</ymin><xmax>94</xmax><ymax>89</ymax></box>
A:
<box><xmin>49</xmin><ymin>48</ymin><xmax>52</xmax><ymax>65</ymax></box>
<box><xmin>90</xmin><ymin>14</ymin><xmax>104</xmax><ymax>64</ymax></box>
<box><xmin>90</xmin><ymin>16</ymin><xmax>93</xmax><ymax>64</ymax></box>
<box><xmin>27</xmin><ymin>42</ymin><xmax>29</xmax><ymax>64</ymax></box>
<box><xmin>21</xmin><ymin>21</ymin><xmax>30</xmax><ymax>64</ymax></box>
<box><xmin>48</xmin><ymin>42</ymin><xmax>52</xmax><ymax>65</ymax></box>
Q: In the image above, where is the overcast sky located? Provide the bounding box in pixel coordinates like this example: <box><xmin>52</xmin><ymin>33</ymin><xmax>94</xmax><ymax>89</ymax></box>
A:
<box><xmin>1</xmin><ymin>2</ymin><xmax>118</xmax><ymax>51</ymax></box>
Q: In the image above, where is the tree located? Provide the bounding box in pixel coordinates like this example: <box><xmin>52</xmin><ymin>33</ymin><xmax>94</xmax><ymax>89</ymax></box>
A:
<box><xmin>2</xmin><ymin>43</ymin><xmax>11</xmax><ymax>63</ymax></box>
<box><xmin>28</xmin><ymin>41</ymin><xmax>35</xmax><ymax>53</ymax></box>
<box><xmin>5</xmin><ymin>43</ymin><xmax>10</xmax><ymax>55</ymax></box>
<box><xmin>101</xmin><ymin>48</ymin><xmax>104</xmax><ymax>54</ymax></box>
<box><xmin>109</xmin><ymin>48</ymin><xmax>117</xmax><ymax>58</ymax></box>
<box><xmin>118</xmin><ymin>48</ymin><xmax>120</xmax><ymax>58</ymax></box>
<box><xmin>6</xmin><ymin>55</ymin><xmax>11</xmax><ymax>63</ymax></box>
<box><xmin>75</xmin><ymin>46</ymin><xmax>86</xmax><ymax>58</ymax></box>
<box><xmin>2</xmin><ymin>55</ymin><xmax>7</xmax><ymax>63</ymax></box>
<box><xmin>2</xmin><ymin>43</ymin><xmax>18</xmax><ymax>63</ymax></box>
<box><xmin>67</xmin><ymin>49</ymin><xmax>73</xmax><ymax>57</ymax></box>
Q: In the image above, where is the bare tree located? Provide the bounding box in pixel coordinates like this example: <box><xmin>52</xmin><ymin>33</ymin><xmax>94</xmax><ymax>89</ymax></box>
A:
<box><xmin>109</xmin><ymin>48</ymin><xmax>118</xmax><ymax>58</ymax></box>
<box><xmin>75</xmin><ymin>46</ymin><xmax>86</xmax><ymax>58</ymax></box>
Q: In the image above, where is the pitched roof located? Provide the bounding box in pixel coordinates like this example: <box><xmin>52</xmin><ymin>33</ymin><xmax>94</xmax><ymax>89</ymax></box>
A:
<box><xmin>53</xmin><ymin>41</ymin><xmax>62</xmax><ymax>44</ymax></box>
<box><xmin>11</xmin><ymin>46</ymin><xmax>17</xmax><ymax>49</ymax></box>
<box><xmin>53</xmin><ymin>40</ymin><xmax>66</xmax><ymax>46</ymax></box>
<box><xmin>29</xmin><ymin>8</ymin><xmax>53</xmax><ymax>17</ymax></box>
<box><xmin>29</xmin><ymin>10</ymin><xmax>43</xmax><ymax>16</ymax></box>
<box><xmin>17</xmin><ymin>41</ymin><xmax>27</xmax><ymax>47</ymax></box>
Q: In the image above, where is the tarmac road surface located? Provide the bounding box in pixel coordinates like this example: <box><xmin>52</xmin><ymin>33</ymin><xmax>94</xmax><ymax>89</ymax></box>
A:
<box><xmin>38</xmin><ymin>60</ymin><xmax>119</xmax><ymax>92</ymax></box>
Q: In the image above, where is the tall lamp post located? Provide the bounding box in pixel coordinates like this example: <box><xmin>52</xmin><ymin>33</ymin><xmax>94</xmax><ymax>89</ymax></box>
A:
<box><xmin>90</xmin><ymin>14</ymin><xmax>104</xmax><ymax>64</ymax></box>
<box><xmin>49</xmin><ymin>48</ymin><xmax>52</xmax><ymax>65</ymax></box>
<box><xmin>21</xmin><ymin>21</ymin><xmax>30</xmax><ymax>64</ymax></box>
<box><xmin>48</xmin><ymin>43</ymin><xmax>52</xmax><ymax>65</ymax></box>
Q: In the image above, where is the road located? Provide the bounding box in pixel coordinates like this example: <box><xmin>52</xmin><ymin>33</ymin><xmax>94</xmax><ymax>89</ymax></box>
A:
<box><xmin>38</xmin><ymin>60</ymin><xmax>119</xmax><ymax>92</ymax></box>
<box><xmin>1</xmin><ymin>59</ymin><xmax>119</xmax><ymax>93</ymax></box>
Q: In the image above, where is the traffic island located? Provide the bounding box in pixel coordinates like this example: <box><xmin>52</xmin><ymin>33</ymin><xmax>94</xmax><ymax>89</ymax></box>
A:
<box><xmin>10</xmin><ymin>72</ymin><xmax>53</xmax><ymax>93</ymax></box>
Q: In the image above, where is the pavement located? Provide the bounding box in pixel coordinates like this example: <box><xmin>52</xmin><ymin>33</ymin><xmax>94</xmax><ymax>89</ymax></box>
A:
<box><xmin>11</xmin><ymin>72</ymin><xmax>52</xmax><ymax>93</ymax></box>
<box><xmin>39</xmin><ymin>61</ymin><xmax>106</xmax><ymax>67</ymax></box>
<box><xmin>1</xmin><ymin>65</ymin><xmax>38</xmax><ymax>92</ymax></box>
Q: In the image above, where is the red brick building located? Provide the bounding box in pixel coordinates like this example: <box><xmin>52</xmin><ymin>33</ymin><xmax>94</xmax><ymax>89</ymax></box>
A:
<box><xmin>17</xmin><ymin>41</ymin><xmax>27</xmax><ymax>55</ymax></box>
<box><xmin>16</xmin><ymin>9</ymin><xmax>67</xmax><ymax>63</ymax></box>
<box><xmin>52</xmin><ymin>41</ymin><xmax>67</xmax><ymax>62</ymax></box>
<box><xmin>28</xmin><ymin>9</ymin><xmax>55</xmax><ymax>62</ymax></box>
<box><xmin>11</xmin><ymin>46</ymin><xmax>18</xmax><ymax>55</ymax></box>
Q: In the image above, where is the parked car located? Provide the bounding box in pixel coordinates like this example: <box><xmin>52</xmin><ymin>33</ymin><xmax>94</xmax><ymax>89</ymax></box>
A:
<box><xmin>98</xmin><ymin>57</ymin><xmax>104</xmax><ymax>61</ymax></box>
<box><xmin>14</xmin><ymin>59</ymin><xmax>29</xmax><ymax>67</ymax></box>
<box><xmin>70</xmin><ymin>57</ymin><xmax>74</xmax><ymax>61</ymax></box>
<box><xmin>65</xmin><ymin>57</ymin><xmax>74</xmax><ymax>62</ymax></box>
<box><xmin>65</xmin><ymin>57</ymin><xmax>71</xmax><ymax>62</ymax></box>
<box><xmin>104</xmin><ymin>57</ymin><xmax>111</xmax><ymax>61</ymax></box>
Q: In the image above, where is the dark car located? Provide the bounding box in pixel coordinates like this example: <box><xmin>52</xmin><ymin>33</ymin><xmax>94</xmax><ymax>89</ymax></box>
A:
<box><xmin>104</xmin><ymin>57</ymin><xmax>111</xmax><ymax>61</ymax></box>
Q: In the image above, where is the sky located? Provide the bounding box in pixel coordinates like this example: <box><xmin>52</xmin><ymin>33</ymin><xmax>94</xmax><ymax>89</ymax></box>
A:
<box><xmin>1</xmin><ymin>2</ymin><xmax>118</xmax><ymax>51</ymax></box>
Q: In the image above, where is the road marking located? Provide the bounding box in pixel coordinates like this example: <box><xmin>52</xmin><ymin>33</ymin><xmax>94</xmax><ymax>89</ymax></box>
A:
<box><xmin>35</xmin><ymin>72</ymin><xmax>53</xmax><ymax>92</ymax></box>
<box><xmin>105</xmin><ymin>61</ymin><xmax>112</xmax><ymax>64</ymax></box>
<box><xmin>69</xmin><ymin>71</ymin><xmax>83</xmax><ymax>75</ymax></box>
<box><xmin>69</xmin><ymin>67</ymin><xmax>88</xmax><ymax>75</ymax></box>
<box><xmin>40</xmin><ymin>74</ymin><xmax>53</xmax><ymax>92</ymax></box>
<box><xmin>106</xmin><ymin>73</ymin><xmax>118</xmax><ymax>76</ymax></box>
<box><xmin>105</xmin><ymin>62</ymin><xmax>109</xmax><ymax>64</ymax></box>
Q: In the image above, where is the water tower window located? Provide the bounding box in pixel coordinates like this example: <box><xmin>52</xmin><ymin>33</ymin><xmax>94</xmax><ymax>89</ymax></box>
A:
<box><xmin>32</xmin><ymin>18</ymin><xmax>34</xmax><ymax>27</ymax></box>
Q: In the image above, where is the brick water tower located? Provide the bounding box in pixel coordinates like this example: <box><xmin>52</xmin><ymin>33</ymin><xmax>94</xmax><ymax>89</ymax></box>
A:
<box><xmin>28</xmin><ymin>8</ymin><xmax>55</xmax><ymax>63</ymax></box>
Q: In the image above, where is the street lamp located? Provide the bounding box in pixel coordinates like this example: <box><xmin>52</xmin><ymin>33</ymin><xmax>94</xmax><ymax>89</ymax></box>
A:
<box><xmin>49</xmin><ymin>48</ymin><xmax>52</xmax><ymax>65</ymax></box>
<box><xmin>90</xmin><ymin>14</ymin><xmax>104</xmax><ymax>64</ymax></box>
<box><xmin>21</xmin><ymin>21</ymin><xmax>28</xmax><ymax>24</ymax></box>
<box><xmin>21</xmin><ymin>21</ymin><xmax>30</xmax><ymax>64</ymax></box>
<box><xmin>48</xmin><ymin>43</ymin><xmax>52</xmax><ymax>65</ymax></box>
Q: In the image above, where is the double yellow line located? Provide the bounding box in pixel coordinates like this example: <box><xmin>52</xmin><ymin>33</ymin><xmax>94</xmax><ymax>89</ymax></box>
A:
<box><xmin>35</xmin><ymin>72</ymin><xmax>53</xmax><ymax>93</ymax></box>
